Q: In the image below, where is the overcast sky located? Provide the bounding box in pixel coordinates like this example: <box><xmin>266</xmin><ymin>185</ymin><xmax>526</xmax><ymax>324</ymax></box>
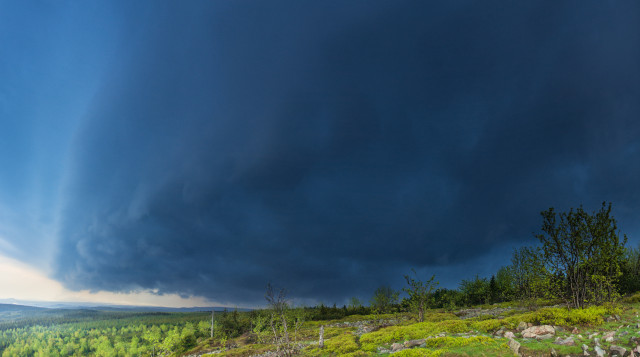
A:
<box><xmin>1</xmin><ymin>1</ymin><xmax>639</xmax><ymax>307</ymax></box>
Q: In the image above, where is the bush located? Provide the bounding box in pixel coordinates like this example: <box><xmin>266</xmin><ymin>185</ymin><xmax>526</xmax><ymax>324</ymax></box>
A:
<box><xmin>502</xmin><ymin>306</ymin><xmax>621</xmax><ymax>327</ymax></box>
<box><xmin>434</xmin><ymin>320</ymin><xmax>469</xmax><ymax>333</ymax></box>
<box><xmin>470</xmin><ymin>318</ymin><xmax>513</xmax><ymax>333</ymax></box>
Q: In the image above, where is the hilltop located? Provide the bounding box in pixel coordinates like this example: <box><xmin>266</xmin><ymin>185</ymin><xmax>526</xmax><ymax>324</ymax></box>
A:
<box><xmin>184</xmin><ymin>295</ymin><xmax>640</xmax><ymax>357</ymax></box>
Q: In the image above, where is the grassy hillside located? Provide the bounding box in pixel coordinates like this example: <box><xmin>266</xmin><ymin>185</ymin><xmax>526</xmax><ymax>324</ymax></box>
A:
<box><xmin>186</xmin><ymin>296</ymin><xmax>640</xmax><ymax>357</ymax></box>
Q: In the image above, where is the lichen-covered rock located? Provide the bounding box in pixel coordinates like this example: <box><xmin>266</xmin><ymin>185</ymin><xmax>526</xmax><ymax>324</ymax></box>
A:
<box><xmin>507</xmin><ymin>338</ymin><xmax>520</xmax><ymax>355</ymax></box>
<box><xmin>504</xmin><ymin>331</ymin><xmax>515</xmax><ymax>339</ymax></box>
<box><xmin>517</xmin><ymin>321</ymin><xmax>528</xmax><ymax>331</ymax></box>
<box><xmin>522</xmin><ymin>325</ymin><xmax>555</xmax><ymax>339</ymax></box>
<box><xmin>391</xmin><ymin>343</ymin><xmax>404</xmax><ymax>352</ymax></box>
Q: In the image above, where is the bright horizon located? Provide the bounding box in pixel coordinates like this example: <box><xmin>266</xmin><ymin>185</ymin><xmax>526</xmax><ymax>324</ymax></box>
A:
<box><xmin>0</xmin><ymin>253</ymin><xmax>219</xmax><ymax>308</ymax></box>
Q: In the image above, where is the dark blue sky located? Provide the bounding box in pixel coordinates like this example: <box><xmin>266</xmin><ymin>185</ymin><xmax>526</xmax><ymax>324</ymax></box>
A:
<box><xmin>1</xmin><ymin>1</ymin><xmax>639</xmax><ymax>306</ymax></box>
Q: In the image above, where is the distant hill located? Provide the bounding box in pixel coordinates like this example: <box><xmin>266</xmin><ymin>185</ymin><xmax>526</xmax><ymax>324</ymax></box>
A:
<box><xmin>0</xmin><ymin>303</ymin><xmax>47</xmax><ymax>312</ymax></box>
<box><xmin>0</xmin><ymin>299</ymin><xmax>251</xmax><ymax>313</ymax></box>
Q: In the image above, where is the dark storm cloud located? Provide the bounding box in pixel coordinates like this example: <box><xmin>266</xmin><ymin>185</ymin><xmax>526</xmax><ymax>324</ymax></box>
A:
<box><xmin>53</xmin><ymin>1</ymin><xmax>640</xmax><ymax>305</ymax></box>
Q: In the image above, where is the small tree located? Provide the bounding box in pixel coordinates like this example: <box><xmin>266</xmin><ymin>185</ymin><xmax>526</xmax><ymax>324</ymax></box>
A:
<box><xmin>495</xmin><ymin>266</ymin><xmax>516</xmax><ymax>302</ymax></box>
<box><xmin>403</xmin><ymin>270</ymin><xmax>438</xmax><ymax>322</ymax></box>
<box><xmin>619</xmin><ymin>244</ymin><xmax>640</xmax><ymax>295</ymax></box>
<box><xmin>460</xmin><ymin>275</ymin><xmax>490</xmax><ymax>306</ymax></box>
<box><xmin>265</xmin><ymin>284</ymin><xmax>303</xmax><ymax>356</ymax></box>
<box><xmin>510</xmin><ymin>246</ymin><xmax>549</xmax><ymax>306</ymax></box>
<box><xmin>536</xmin><ymin>202</ymin><xmax>627</xmax><ymax>308</ymax></box>
<box><xmin>370</xmin><ymin>285</ymin><xmax>399</xmax><ymax>314</ymax></box>
<box><xmin>489</xmin><ymin>275</ymin><xmax>498</xmax><ymax>304</ymax></box>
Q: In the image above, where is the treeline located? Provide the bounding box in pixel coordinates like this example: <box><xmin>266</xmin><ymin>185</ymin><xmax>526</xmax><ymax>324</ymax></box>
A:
<box><xmin>365</xmin><ymin>202</ymin><xmax>638</xmax><ymax>314</ymax></box>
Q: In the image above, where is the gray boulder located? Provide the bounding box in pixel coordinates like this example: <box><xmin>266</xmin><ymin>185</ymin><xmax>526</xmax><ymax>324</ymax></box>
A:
<box><xmin>554</xmin><ymin>336</ymin><xmax>575</xmax><ymax>346</ymax></box>
<box><xmin>404</xmin><ymin>339</ymin><xmax>425</xmax><ymax>348</ymax></box>
<box><xmin>610</xmin><ymin>345</ymin><xmax>626</xmax><ymax>357</ymax></box>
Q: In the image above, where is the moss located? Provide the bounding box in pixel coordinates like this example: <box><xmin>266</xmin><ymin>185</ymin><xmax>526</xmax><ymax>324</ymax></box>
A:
<box><xmin>359</xmin><ymin>319</ymin><xmax>472</xmax><ymax>351</ymax></box>
<box><xmin>422</xmin><ymin>313</ymin><xmax>459</xmax><ymax>323</ymax></box>
<box><xmin>393</xmin><ymin>349</ymin><xmax>445</xmax><ymax>357</ymax></box>
<box><xmin>424</xmin><ymin>336</ymin><xmax>495</xmax><ymax>349</ymax></box>
<box><xmin>303</xmin><ymin>332</ymin><xmax>361</xmax><ymax>356</ymax></box>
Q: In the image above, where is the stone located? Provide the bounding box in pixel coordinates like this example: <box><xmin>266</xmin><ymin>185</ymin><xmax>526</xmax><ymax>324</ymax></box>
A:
<box><xmin>582</xmin><ymin>344</ymin><xmax>589</xmax><ymax>356</ymax></box>
<box><xmin>589</xmin><ymin>332</ymin><xmax>599</xmax><ymax>339</ymax></box>
<box><xmin>610</xmin><ymin>345</ymin><xmax>626</xmax><ymax>356</ymax></box>
<box><xmin>604</xmin><ymin>331</ymin><xmax>616</xmax><ymax>342</ymax></box>
<box><xmin>504</xmin><ymin>331</ymin><xmax>515</xmax><ymax>339</ymax></box>
<box><xmin>507</xmin><ymin>338</ymin><xmax>520</xmax><ymax>355</ymax></box>
<box><xmin>404</xmin><ymin>339</ymin><xmax>425</xmax><ymax>348</ymax></box>
<box><xmin>517</xmin><ymin>321</ymin><xmax>528</xmax><ymax>331</ymax></box>
<box><xmin>554</xmin><ymin>336</ymin><xmax>575</xmax><ymax>346</ymax></box>
<box><xmin>319</xmin><ymin>325</ymin><xmax>324</xmax><ymax>348</ymax></box>
<box><xmin>572</xmin><ymin>327</ymin><xmax>580</xmax><ymax>334</ymax></box>
<box><xmin>550</xmin><ymin>347</ymin><xmax>558</xmax><ymax>357</ymax></box>
<box><xmin>391</xmin><ymin>343</ymin><xmax>404</xmax><ymax>352</ymax></box>
<box><xmin>522</xmin><ymin>325</ymin><xmax>555</xmax><ymax>339</ymax></box>
<box><xmin>594</xmin><ymin>345</ymin><xmax>605</xmax><ymax>357</ymax></box>
<box><xmin>536</xmin><ymin>333</ymin><xmax>554</xmax><ymax>340</ymax></box>
<box><xmin>494</xmin><ymin>327</ymin><xmax>505</xmax><ymax>337</ymax></box>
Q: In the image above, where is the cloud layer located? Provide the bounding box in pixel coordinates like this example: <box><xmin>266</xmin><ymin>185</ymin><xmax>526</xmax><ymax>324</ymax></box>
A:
<box><xmin>2</xmin><ymin>1</ymin><xmax>639</xmax><ymax>306</ymax></box>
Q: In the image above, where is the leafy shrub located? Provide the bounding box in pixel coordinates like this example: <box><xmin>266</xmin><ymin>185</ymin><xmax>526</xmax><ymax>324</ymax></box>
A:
<box><xmin>503</xmin><ymin>306</ymin><xmax>621</xmax><ymax>327</ymax></box>
<box><xmin>470</xmin><ymin>318</ymin><xmax>513</xmax><ymax>332</ymax></box>
<box><xmin>621</xmin><ymin>292</ymin><xmax>640</xmax><ymax>304</ymax></box>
